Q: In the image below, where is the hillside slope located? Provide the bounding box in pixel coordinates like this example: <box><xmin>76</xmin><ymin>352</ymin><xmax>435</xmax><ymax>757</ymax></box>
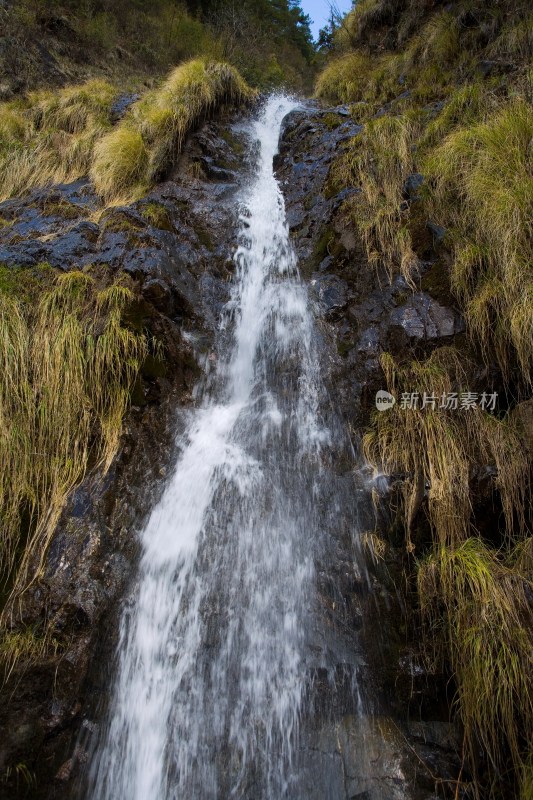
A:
<box><xmin>315</xmin><ymin>1</ymin><xmax>532</xmax><ymax>798</ymax></box>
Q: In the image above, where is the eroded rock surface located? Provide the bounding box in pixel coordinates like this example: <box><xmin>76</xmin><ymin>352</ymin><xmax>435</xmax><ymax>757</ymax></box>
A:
<box><xmin>275</xmin><ymin>104</ymin><xmax>467</xmax><ymax>799</ymax></box>
<box><xmin>0</xmin><ymin>102</ymin><xmax>469</xmax><ymax>800</ymax></box>
<box><xmin>0</xmin><ymin>112</ymin><xmax>250</xmax><ymax>800</ymax></box>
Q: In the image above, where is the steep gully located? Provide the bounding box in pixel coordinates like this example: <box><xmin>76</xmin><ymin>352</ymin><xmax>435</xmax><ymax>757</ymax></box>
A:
<box><xmin>0</xmin><ymin>95</ymin><xmax>464</xmax><ymax>799</ymax></box>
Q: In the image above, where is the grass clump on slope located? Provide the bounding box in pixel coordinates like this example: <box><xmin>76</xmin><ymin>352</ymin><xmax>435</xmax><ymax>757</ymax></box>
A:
<box><xmin>363</xmin><ymin>348</ymin><xmax>532</xmax><ymax>798</ymax></box>
<box><xmin>0</xmin><ymin>80</ymin><xmax>117</xmax><ymax>201</ymax></box>
<box><xmin>364</xmin><ymin>349</ymin><xmax>531</xmax><ymax>551</ymax></box>
<box><xmin>0</xmin><ymin>60</ymin><xmax>253</xmax><ymax>204</ymax></box>
<box><xmin>91</xmin><ymin>59</ymin><xmax>255</xmax><ymax>202</ymax></box>
<box><xmin>333</xmin><ymin>113</ymin><xmax>421</xmax><ymax>287</ymax></box>
<box><xmin>419</xmin><ymin>539</ymin><xmax>533</xmax><ymax>799</ymax></box>
<box><xmin>0</xmin><ymin>270</ymin><xmax>148</xmax><ymax>603</ymax></box>
<box><xmin>423</xmin><ymin>99</ymin><xmax>533</xmax><ymax>386</ymax></box>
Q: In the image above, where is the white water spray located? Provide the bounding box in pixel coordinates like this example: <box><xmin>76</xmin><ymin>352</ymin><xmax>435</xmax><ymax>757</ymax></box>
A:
<box><xmin>88</xmin><ymin>95</ymin><xmax>339</xmax><ymax>799</ymax></box>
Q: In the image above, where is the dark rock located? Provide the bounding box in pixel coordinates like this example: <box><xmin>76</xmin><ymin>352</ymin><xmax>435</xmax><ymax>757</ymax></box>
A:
<box><xmin>390</xmin><ymin>293</ymin><xmax>463</xmax><ymax>340</ymax></box>
<box><xmin>407</xmin><ymin>721</ymin><xmax>460</xmax><ymax>752</ymax></box>
<box><xmin>312</xmin><ymin>274</ymin><xmax>349</xmax><ymax>315</ymax></box>
<box><xmin>46</xmin><ymin>222</ymin><xmax>99</xmax><ymax>268</ymax></box>
<box><xmin>403</xmin><ymin>173</ymin><xmax>424</xmax><ymax>200</ymax></box>
<box><xmin>142</xmin><ymin>277</ymin><xmax>173</xmax><ymax>314</ymax></box>
<box><xmin>110</xmin><ymin>93</ymin><xmax>140</xmax><ymax>123</ymax></box>
<box><xmin>0</xmin><ymin>238</ymin><xmax>48</xmax><ymax>267</ymax></box>
<box><xmin>427</xmin><ymin>221</ymin><xmax>447</xmax><ymax>242</ymax></box>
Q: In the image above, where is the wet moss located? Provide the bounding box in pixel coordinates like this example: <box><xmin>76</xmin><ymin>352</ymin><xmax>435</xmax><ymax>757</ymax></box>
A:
<box><xmin>103</xmin><ymin>213</ymin><xmax>144</xmax><ymax>235</ymax></box>
<box><xmin>0</xmin><ymin>262</ymin><xmax>55</xmax><ymax>303</ymax></box>
<box><xmin>140</xmin><ymin>202</ymin><xmax>174</xmax><ymax>232</ymax></box>
<box><xmin>337</xmin><ymin>338</ymin><xmax>354</xmax><ymax>358</ymax></box>
<box><xmin>420</xmin><ymin>258</ymin><xmax>454</xmax><ymax>305</ymax></box>
<box><xmin>322</xmin><ymin>112</ymin><xmax>343</xmax><ymax>130</ymax></box>
<box><xmin>324</xmin><ymin>163</ymin><xmax>346</xmax><ymax>201</ymax></box>
<box><xmin>394</xmin><ymin>291</ymin><xmax>410</xmax><ymax>306</ymax></box>
<box><xmin>218</xmin><ymin>128</ymin><xmax>246</xmax><ymax>156</ymax></box>
<box><xmin>193</xmin><ymin>222</ymin><xmax>214</xmax><ymax>251</ymax></box>
<box><xmin>313</xmin><ymin>227</ymin><xmax>336</xmax><ymax>262</ymax></box>
<box><xmin>40</xmin><ymin>198</ymin><xmax>81</xmax><ymax>220</ymax></box>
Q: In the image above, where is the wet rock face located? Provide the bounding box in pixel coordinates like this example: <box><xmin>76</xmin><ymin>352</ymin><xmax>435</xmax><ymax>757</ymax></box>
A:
<box><xmin>276</xmin><ymin>105</ymin><xmax>467</xmax><ymax>797</ymax></box>
<box><xmin>275</xmin><ymin>104</ymin><xmax>468</xmax><ymax>432</ymax></box>
<box><xmin>0</xmin><ymin>113</ymin><xmax>250</xmax><ymax>800</ymax></box>
<box><xmin>0</xmin><ymin>120</ymin><xmax>246</xmax><ymax>328</ymax></box>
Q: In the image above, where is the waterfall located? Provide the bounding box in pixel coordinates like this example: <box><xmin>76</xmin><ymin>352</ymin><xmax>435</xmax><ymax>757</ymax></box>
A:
<box><xmin>87</xmin><ymin>95</ymin><xmax>361</xmax><ymax>800</ymax></box>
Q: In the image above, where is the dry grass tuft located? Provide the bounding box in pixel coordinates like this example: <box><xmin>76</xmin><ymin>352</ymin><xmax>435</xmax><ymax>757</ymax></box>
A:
<box><xmin>334</xmin><ymin>114</ymin><xmax>421</xmax><ymax>287</ymax></box>
<box><xmin>0</xmin><ymin>80</ymin><xmax>117</xmax><ymax>201</ymax></box>
<box><xmin>419</xmin><ymin>539</ymin><xmax>533</xmax><ymax>796</ymax></box>
<box><xmin>0</xmin><ymin>270</ymin><xmax>148</xmax><ymax>600</ymax></box>
<box><xmin>364</xmin><ymin>349</ymin><xmax>531</xmax><ymax>549</ymax></box>
<box><xmin>91</xmin><ymin>59</ymin><xmax>254</xmax><ymax>202</ymax></box>
<box><xmin>423</xmin><ymin>99</ymin><xmax>533</xmax><ymax>385</ymax></box>
<box><xmin>0</xmin><ymin>62</ymin><xmax>253</xmax><ymax>204</ymax></box>
<box><xmin>315</xmin><ymin>52</ymin><xmax>375</xmax><ymax>105</ymax></box>
<box><xmin>0</xmin><ymin>625</ymin><xmax>62</xmax><ymax>683</ymax></box>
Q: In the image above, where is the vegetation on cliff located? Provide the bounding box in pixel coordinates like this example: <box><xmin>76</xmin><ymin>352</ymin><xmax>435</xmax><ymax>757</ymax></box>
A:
<box><xmin>0</xmin><ymin>269</ymin><xmax>148</xmax><ymax>605</ymax></box>
<box><xmin>0</xmin><ymin>59</ymin><xmax>254</xmax><ymax>203</ymax></box>
<box><xmin>0</xmin><ymin>0</ymin><xmax>315</xmax><ymax>94</ymax></box>
<box><xmin>317</xmin><ymin>1</ymin><xmax>533</xmax><ymax>797</ymax></box>
<box><xmin>0</xmin><ymin>51</ymin><xmax>254</xmax><ymax>617</ymax></box>
<box><xmin>91</xmin><ymin>60</ymin><xmax>254</xmax><ymax>201</ymax></box>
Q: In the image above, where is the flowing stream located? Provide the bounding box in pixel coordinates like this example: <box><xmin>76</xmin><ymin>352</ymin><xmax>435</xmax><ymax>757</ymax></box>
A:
<box><xmin>87</xmin><ymin>95</ymin><xmax>370</xmax><ymax>800</ymax></box>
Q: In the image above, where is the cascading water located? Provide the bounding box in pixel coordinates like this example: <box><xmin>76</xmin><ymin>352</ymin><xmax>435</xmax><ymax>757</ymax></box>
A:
<box><xmin>87</xmin><ymin>95</ymin><xmax>374</xmax><ymax>800</ymax></box>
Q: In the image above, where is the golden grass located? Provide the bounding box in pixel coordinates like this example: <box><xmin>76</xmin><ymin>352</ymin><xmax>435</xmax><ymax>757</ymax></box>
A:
<box><xmin>91</xmin><ymin>126</ymin><xmax>149</xmax><ymax>202</ymax></box>
<box><xmin>487</xmin><ymin>13</ymin><xmax>533</xmax><ymax>63</ymax></box>
<box><xmin>420</xmin><ymin>83</ymin><xmax>489</xmax><ymax>146</ymax></box>
<box><xmin>423</xmin><ymin>99</ymin><xmax>533</xmax><ymax>385</ymax></box>
<box><xmin>365</xmin><ymin>349</ymin><xmax>532</xmax><ymax>797</ymax></box>
<box><xmin>91</xmin><ymin>59</ymin><xmax>254</xmax><ymax>202</ymax></box>
<box><xmin>419</xmin><ymin>539</ymin><xmax>533</xmax><ymax>797</ymax></box>
<box><xmin>0</xmin><ymin>625</ymin><xmax>61</xmax><ymax>683</ymax></box>
<box><xmin>364</xmin><ymin>349</ymin><xmax>531</xmax><ymax>549</ymax></box>
<box><xmin>333</xmin><ymin>113</ymin><xmax>421</xmax><ymax>286</ymax></box>
<box><xmin>340</xmin><ymin>0</ymin><xmax>402</xmax><ymax>47</ymax></box>
<box><xmin>315</xmin><ymin>52</ymin><xmax>375</xmax><ymax>105</ymax></box>
<box><xmin>403</xmin><ymin>11</ymin><xmax>462</xmax><ymax>72</ymax></box>
<box><xmin>0</xmin><ymin>270</ymin><xmax>147</xmax><ymax>601</ymax></box>
<box><xmin>316</xmin><ymin>3</ymin><xmax>533</xmax><ymax>795</ymax></box>
<box><xmin>0</xmin><ymin>61</ymin><xmax>253</xmax><ymax>204</ymax></box>
<box><xmin>0</xmin><ymin>80</ymin><xmax>117</xmax><ymax>201</ymax></box>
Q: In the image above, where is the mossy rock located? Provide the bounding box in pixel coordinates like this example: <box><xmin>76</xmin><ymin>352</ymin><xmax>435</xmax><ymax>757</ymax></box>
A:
<box><xmin>0</xmin><ymin>262</ymin><xmax>56</xmax><ymax>304</ymax></box>
<box><xmin>313</xmin><ymin>227</ymin><xmax>336</xmax><ymax>262</ymax></box>
<box><xmin>40</xmin><ymin>198</ymin><xmax>81</xmax><ymax>220</ymax></box>
<box><xmin>420</xmin><ymin>259</ymin><xmax>454</xmax><ymax>305</ymax></box>
<box><xmin>219</xmin><ymin>128</ymin><xmax>245</xmax><ymax>156</ymax></box>
<box><xmin>102</xmin><ymin>211</ymin><xmax>145</xmax><ymax>235</ymax></box>
<box><xmin>140</xmin><ymin>202</ymin><xmax>174</xmax><ymax>232</ymax></box>
<box><xmin>192</xmin><ymin>222</ymin><xmax>213</xmax><ymax>251</ymax></box>
<box><xmin>322</xmin><ymin>112</ymin><xmax>343</xmax><ymax>130</ymax></box>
